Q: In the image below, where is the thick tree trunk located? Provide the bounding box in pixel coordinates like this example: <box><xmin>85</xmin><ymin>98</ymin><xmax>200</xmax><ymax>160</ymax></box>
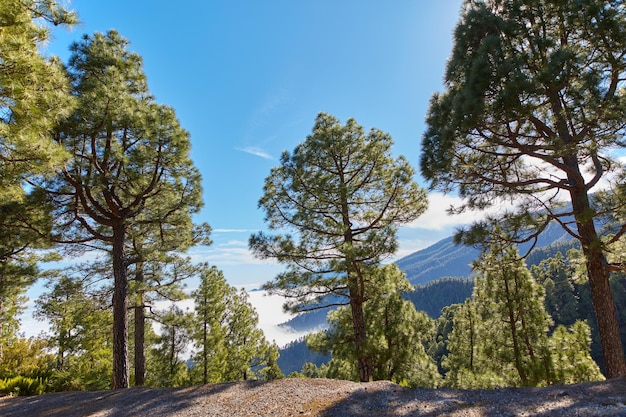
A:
<box><xmin>349</xmin><ymin>285</ymin><xmax>370</xmax><ymax>382</ymax></box>
<box><xmin>570</xmin><ymin>190</ymin><xmax>626</xmax><ymax>378</ymax></box>
<box><xmin>581</xmin><ymin>233</ymin><xmax>626</xmax><ymax>378</ymax></box>
<box><xmin>551</xmin><ymin>88</ymin><xmax>626</xmax><ymax>377</ymax></box>
<box><xmin>112</xmin><ymin>224</ymin><xmax>129</xmax><ymax>389</ymax></box>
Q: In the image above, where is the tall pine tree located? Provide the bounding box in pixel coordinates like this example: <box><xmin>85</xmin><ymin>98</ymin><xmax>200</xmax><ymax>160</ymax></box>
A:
<box><xmin>250</xmin><ymin>113</ymin><xmax>428</xmax><ymax>381</ymax></box>
<box><xmin>36</xmin><ymin>31</ymin><xmax>205</xmax><ymax>388</ymax></box>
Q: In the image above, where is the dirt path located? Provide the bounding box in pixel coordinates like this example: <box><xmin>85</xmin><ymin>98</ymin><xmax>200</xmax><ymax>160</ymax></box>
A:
<box><xmin>1</xmin><ymin>377</ymin><xmax>626</xmax><ymax>416</ymax></box>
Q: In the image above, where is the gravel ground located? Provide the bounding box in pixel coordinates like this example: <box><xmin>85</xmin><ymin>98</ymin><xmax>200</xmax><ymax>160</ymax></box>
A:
<box><xmin>1</xmin><ymin>377</ymin><xmax>626</xmax><ymax>416</ymax></box>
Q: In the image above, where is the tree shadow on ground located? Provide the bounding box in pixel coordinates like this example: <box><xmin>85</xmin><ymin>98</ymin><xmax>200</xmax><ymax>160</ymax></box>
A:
<box><xmin>320</xmin><ymin>378</ymin><xmax>626</xmax><ymax>417</ymax></box>
<box><xmin>0</xmin><ymin>382</ymin><xmax>236</xmax><ymax>417</ymax></box>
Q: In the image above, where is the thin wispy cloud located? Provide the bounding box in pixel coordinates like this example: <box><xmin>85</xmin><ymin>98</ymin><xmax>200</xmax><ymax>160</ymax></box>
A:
<box><xmin>187</xmin><ymin>242</ymin><xmax>276</xmax><ymax>267</ymax></box>
<box><xmin>236</xmin><ymin>146</ymin><xmax>274</xmax><ymax>160</ymax></box>
<box><xmin>213</xmin><ymin>228</ymin><xmax>259</xmax><ymax>234</ymax></box>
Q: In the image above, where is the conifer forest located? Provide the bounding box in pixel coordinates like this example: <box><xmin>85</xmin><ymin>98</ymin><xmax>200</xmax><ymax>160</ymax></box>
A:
<box><xmin>1</xmin><ymin>0</ymin><xmax>625</xmax><ymax>396</ymax></box>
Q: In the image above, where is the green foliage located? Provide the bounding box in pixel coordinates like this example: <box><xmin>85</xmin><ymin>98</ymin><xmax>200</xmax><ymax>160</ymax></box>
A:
<box><xmin>530</xmin><ymin>246</ymin><xmax>626</xmax><ymax>373</ymax></box>
<box><xmin>425</xmin><ymin>303</ymin><xmax>460</xmax><ymax>375</ymax></box>
<box><xmin>128</xmin><ymin>255</ymin><xmax>206</xmax><ymax>386</ymax></box>
<box><xmin>0</xmin><ymin>337</ymin><xmax>54</xmax><ymax>380</ymax></box>
<box><xmin>35</xmin><ymin>274</ymin><xmax>113</xmax><ymax>391</ymax></box>
<box><xmin>258</xmin><ymin>343</ymin><xmax>284</xmax><ymax>381</ymax></box>
<box><xmin>307</xmin><ymin>265</ymin><xmax>441</xmax><ymax>387</ymax></box>
<box><xmin>0</xmin><ymin>190</ymin><xmax>57</xmax><ymax>359</ymax></box>
<box><xmin>148</xmin><ymin>305</ymin><xmax>193</xmax><ymax>387</ymax></box>
<box><xmin>0</xmin><ymin>376</ymin><xmax>47</xmax><ymax>396</ymax></box>
<box><xmin>531</xmin><ymin>252</ymin><xmax>579</xmax><ymax>328</ymax></box>
<box><xmin>189</xmin><ymin>265</ymin><xmax>275</xmax><ymax>384</ymax></box>
<box><xmin>549</xmin><ymin>321</ymin><xmax>604</xmax><ymax>385</ymax></box>
<box><xmin>0</xmin><ymin>0</ymin><xmax>76</xmax><ymax>201</ymax></box>
<box><xmin>297</xmin><ymin>362</ymin><xmax>327</xmax><ymax>379</ymax></box>
<box><xmin>251</xmin><ymin>112</ymin><xmax>428</xmax><ymax>381</ymax></box>
<box><xmin>444</xmin><ymin>242</ymin><xmax>604</xmax><ymax>388</ymax></box>
<box><xmin>420</xmin><ymin>0</ymin><xmax>626</xmax><ymax>377</ymax></box>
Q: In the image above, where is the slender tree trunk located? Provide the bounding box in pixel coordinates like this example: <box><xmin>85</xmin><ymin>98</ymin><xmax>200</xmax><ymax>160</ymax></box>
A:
<box><xmin>112</xmin><ymin>223</ymin><xmax>130</xmax><ymax>389</ymax></box>
<box><xmin>169</xmin><ymin>326</ymin><xmax>176</xmax><ymax>383</ymax></box>
<box><xmin>503</xmin><ymin>275</ymin><xmax>528</xmax><ymax>386</ymax></box>
<box><xmin>468</xmin><ymin>305</ymin><xmax>475</xmax><ymax>371</ymax></box>
<box><xmin>134</xmin><ymin>275</ymin><xmax>146</xmax><ymax>386</ymax></box>
<box><xmin>0</xmin><ymin>298</ymin><xmax>3</xmax><ymax>362</ymax></box>
<box><xmin>202</xmin><ymin>310</ymin><xmax>208</xmax><ymax>384</ymax></box>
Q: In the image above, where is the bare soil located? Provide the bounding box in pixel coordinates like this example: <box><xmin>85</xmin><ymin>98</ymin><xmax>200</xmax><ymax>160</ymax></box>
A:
<box><xmin>1</xmin><ymin>377</ymin><xmax>626</xmax><ymax>416</ymax></box>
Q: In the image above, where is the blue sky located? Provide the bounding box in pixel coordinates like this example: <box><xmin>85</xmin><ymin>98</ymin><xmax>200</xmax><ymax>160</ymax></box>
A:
<box><xmin>43</xmin><ymin>1</ymin><xmax>472</xmax><ymax>288</ymax></box>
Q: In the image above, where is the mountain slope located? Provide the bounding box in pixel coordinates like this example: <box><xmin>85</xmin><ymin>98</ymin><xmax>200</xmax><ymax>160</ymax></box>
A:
<box><xmin>398</xmin><ymin>220</ymin><xmax>575</xmax><ymax>286</ymax></box>
<box><xmin>395</xmin><ymin>237</ymin><xmax>478</xmax><ymax>286</ymax></box>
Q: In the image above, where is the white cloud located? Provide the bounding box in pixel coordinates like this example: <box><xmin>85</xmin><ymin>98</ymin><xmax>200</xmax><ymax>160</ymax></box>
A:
<box><xmin>247</xmin><ymin>290</ymin><xmax>314</xmax><ymax>347</ymax></box>
<box><xmin>236</xmin><ymin>146</ymin><xmax>274</xmax><ymax>160</ymax></box>
<box><xmin>407</xmin><ymin>192</ymin><xmax>486</xmax><ymax>231</ymax></box>
<box><xmin>137</xmin><ymin>291</ymin><xmax>311</xmax><ymax>348</ymax></box>
<box><xmin>213</xmin><ymin>228</ymin><xmax>259</xmax><ymax>234</ymax></box>
<box><xmin>188</xmin><ymin>243</ymin><xmax>275</xmax><ymax>267</ymax></box>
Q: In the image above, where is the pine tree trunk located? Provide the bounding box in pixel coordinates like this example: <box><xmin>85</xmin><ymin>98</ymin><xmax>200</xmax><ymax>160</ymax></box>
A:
<box><xmin>349</xmin><ymin>285</ymin><xmax>370</xmax><ymax>382</ymax></box>
<box><xmin>571</xmin><ymin>190</ymin><xmax>626</xmax><ymax>378</ymax></box>
<box><xmin>112</xmin><ymin>223</ymin><xmax>130</xmax><ymax>389</ymax></box>
<box><xmin>0</xmin><ymin>298</ymin><xmax>3</xmax><ymax>362</ymax></box>
<box><xmin>203</xmin><ymin>316</ymin><xmax>208</xmax><ymax>384</ymax></box>
<box><xmin>169</xmin><ymin>327</ymin><xmax>176</xmax><ymax>382</ymax></box>
<box><xmin>553</xmin><ymin>92</ymin><xmax>626</xmax><ymax>378</ymax></box>
<box><xmin>503</xmin><ymin>275</ymin><xmax>528</xmax><ymax>386</ymax></box>
<box><xmin>134</xmin><ymin>285</ymin><xmax>146</xmax><ymax>386</ymax></box>
<box><xmin>582</xmin><ymin>237</ymin><xmax>626</xmax><ymax>378</ymax></box>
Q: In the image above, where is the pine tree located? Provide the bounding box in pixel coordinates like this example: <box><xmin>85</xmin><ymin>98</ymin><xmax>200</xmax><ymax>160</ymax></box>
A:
<box><xmin>149</xmin><ymin>305</ymin><xmax>193</xmax><ymax>387</ymax></box>
<box><xmin>444</xmin><ymin>240</ymin><xmax>603</xmax><ymax>388</ymax></box>
<box><xmin>308</xmin><ymin>265</ymin><xmax>440</xmax><ymax>387</ymax></box>
<box><xmin>472</xmin><ymin>243</ymin><xmax>553</xmax><ymax>387</ymax></box>
<box><xmin>190</xmin><ymin>266</ymin><xmax>272</xmax><ymax>383</ymax></box>
<box><xmin>421</xmin><ymin>0</ymin><xmax>626</xmax><ymax>377</ymax></box>
<box><xmin>531</xmin><ymin>252</ymin><xmax>579</xmax><ymax>328</ymax></box>
<box><xmin>191</xmin><ymin>265</ymin><xmax>231</xmax><ymax>384</ymax></box>
<box><xmin>35</xmin><ymin>274</ymin><xmax>113</xmax><ymax>390</ymax></box>
<box><xmin>251</xmin><ymin>113</ymin><xmax>428</xmax><ymax>381</ymax></box>
<box><xmin>549</xmin><ymin>321</ymin><xmax>604</xmax><ymax>384</ymax></box>
<box><xmin>129</xmin><ymin>253</ymin><xmax>207</xmax><ymax>386</ymax></box>
<box><xmin>36</xmin><ymin>31</ymin><xmax>204</xmax><ymax>388</ymax></box>
<box><xmin>223</xmin><ymin>290</ymin><xmax>267</xmax><ymax>382</ymax></box>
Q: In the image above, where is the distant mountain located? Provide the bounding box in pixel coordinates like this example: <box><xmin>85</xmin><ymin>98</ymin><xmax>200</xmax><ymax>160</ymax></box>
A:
<box><xmin>397</xmin><ymin>220</ymin><xmax>575</xmax><ymax>286</ymax></box>
<box><xmin>277</xmin><ymin>337</ymin><xmax>330</xmax><ymax>376</ymax></box>
<box><xmin>395</xmin><ymin>237</ymin><xmax>479</xmax><ymax>286</ymax></box>
<box><xmin>405</xmin><ymin>277</ymin><xmax>474</xmax><ymax>318</ymax></box>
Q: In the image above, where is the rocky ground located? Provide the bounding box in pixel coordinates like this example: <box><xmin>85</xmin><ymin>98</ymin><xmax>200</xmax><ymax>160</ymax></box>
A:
<box><xmin>1</xmin><ymin>377</ymin><xmax>626</xmax><ymax>416</ymax></box>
